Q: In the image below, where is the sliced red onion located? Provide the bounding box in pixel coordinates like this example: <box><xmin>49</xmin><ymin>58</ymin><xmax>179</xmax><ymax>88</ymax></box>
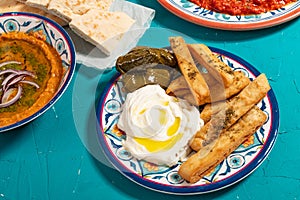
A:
<box><xmin>1</xmin><ymin>73</ymin><xmax>19</xmax><ymax>87</ymax></box>
<box><xmin>2</xmin><ymin>87</ymin><xmax>16</xmax><ymax>103</ymax></box>
<box><xmin>0</xmin><ymin>67</ymin><xmax>39</xmax><ymax>108</ymax></box>
<box><xmin>0</xmin><ymin>61</ymin><xmax>21</xmax><ymax>68</ymax></box>
<box><xmin>0</xmin><ymin>85</ymin><xmax>22</xmax><ymax>108</ymax></box>
<box><xmin>3</xmin><ymin>75</ymin><xmax>26</xmax><ymax>92</ymax></box>
<box><xmin>1</xmin><ymin>69</ymin><xmax>35</xmax><ymax>78</ymax></box>
<box><xmin>0</xmin><ymin>69</ymin><xmax>19</xmax><ymax>76</ymax></box>
<box><xmin>20</xmin><ymin>80</ymin><xmax>40</xmax><ymax>89</ymax></box>
<box><xmin>16</xmin><ymin>70</ymin><xmax>35</xmax><ymax>78</ymax></box>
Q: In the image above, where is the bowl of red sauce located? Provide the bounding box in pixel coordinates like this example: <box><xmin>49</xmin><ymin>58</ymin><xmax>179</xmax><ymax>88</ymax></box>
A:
<box><xmin>0</xmin><ymin>12</ymin><xmax>76</xmax><ymax>132</ymax></box>
<box><xmin>189</xmin><ymin>0</ymin><xmax>297</xmax><ymax>16</ymax></box>
<box><xmin>158</xmin><ymin>0</ymin><xmax>300</xmax><ymax>30</ymax></box>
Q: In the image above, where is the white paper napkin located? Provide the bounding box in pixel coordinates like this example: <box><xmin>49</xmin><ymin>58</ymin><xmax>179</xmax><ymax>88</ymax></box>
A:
<box><xmin>66</xmin><ymin>0</ymin><xmax>155</xmax><ymax>69</ymax></box>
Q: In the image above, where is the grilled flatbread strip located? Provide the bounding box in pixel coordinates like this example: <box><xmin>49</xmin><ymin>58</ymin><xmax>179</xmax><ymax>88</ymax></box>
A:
<box><xmin>203</xmin><ymin>70</ymin><xmax>250</xmax><ymax>103</ymax></box>
<box><xmin>200</xmin><ymin>101</ymin><xmax>226</xmax><ymax>124</ymax></box>
<box><xmin>200</xmin><ymin>71</ymin><xmax>250</xmax><ymax>123</ymax></box>
<box><xmin>169</xmin><ymin>37</ymin><xmax>210</xmax><ymax>105</ymax></box>
<box><xmin>188</xmin><ymin>44</ymin><xmax>235</xmax><ymax>88</ymax></box>
<box><xmin>190</xmin><ymin>73</ymin><xmax>270</xmax><ymax>151</ymax></box>
<box><xmin>166</xmin><ymin>70</ymin><xmax>250</xmax><ymax>106</ymax></box>
<box><xmin>166</xmin><ymin>75</ymin><xmax>189</xmax><ymax>95</ymax></box>
<box><xmin>179</xmin><ymin>106</ymin><xmax>267</xmax><ymax>183</ymax></box>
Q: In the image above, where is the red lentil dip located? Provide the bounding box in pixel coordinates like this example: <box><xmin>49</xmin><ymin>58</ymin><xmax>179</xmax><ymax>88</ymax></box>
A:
<box><xmin>0</xmin><ymin>32</ymin><xmax>63</xmax><ymax>127</ymax></box>
<box><xmin>189</xmin><ymin>0</ymin><xmax>297</xmax><ymax>15</ymax></box>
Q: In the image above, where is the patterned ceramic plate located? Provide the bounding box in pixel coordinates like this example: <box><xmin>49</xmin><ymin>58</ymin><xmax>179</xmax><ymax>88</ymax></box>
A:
<box><xmin>96</xmin><ymin>47</ymin><xmax>279</xmax><ymax>194</ymax></box>
<box><xmin>157</xmin><ymin>0</ymin><xmax>300</xmax><ymax>30</ymax></box>
<box><xmin>0</xmin><ymin>12</ymin><xmax>76</xmax><ymax>132</ymax></box>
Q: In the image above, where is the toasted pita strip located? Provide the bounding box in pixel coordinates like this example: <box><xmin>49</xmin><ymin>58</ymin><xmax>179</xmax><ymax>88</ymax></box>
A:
<box><xmin>166</xmin><ymin>76</ymin><xmax>201</xmax><ymax>105</ymax></box>
<box><xmin>190</xmin><ymin>73</ymin><xmax>270</xmax><ymax>151</ymax></box>
<box><xmin>181</xmin><ymin>92</ymin><xmax>208</xmax><ymax>106</ymax></box>
<box><xmin>200</xmin><ymin>71</ymin><xmax>250</xmax><ymax>123</ymax></box>
<box><xmin>179</xmin><ymin>106</ymin><xmax>267</xmax><ymax>183</ymax></box>
<box><xmin>169</xmin><ymin>37</ymin><xmax>210</xmax><ymax>105</ymax></box>
<box><xmin>179</xmin><ymin>92</ymin><xmax>197</xmax><ymax>105</ymax></box>
<box><xmin>166</xmin><ymin>75</ymin><xmax>188</xmax><ymax>95</ymax></box>
<box><xmin>191</xmin><ymin>67</ymin><xmax>250</xmax><ymax>105</ymax></box>
<box><xmin>200</xmin><ymin>101</ymin><xmax>226</xmax><ymax>124</ymax></box>
<box><xmin>188</xmin><ymin>44</ymin><xmax>235</xmax><ymax>88</ymax></box>
<box><xmin>171</xmin><ymin>89</ymin><xmax>191</xmax><ymax>98</ymax></box>
<box><xmin>166</xmin><ymin>74</ymin><xmax>215</xmax><ymax>96</ymax></box>
<box><xmin>200</xmin><ymin>70</ymin><xmax>219</xmax><ymax>88</ymax></box>
<box><xmin>209</xmin><ymin>71</ymin><xmax>250</xmax><ymax>102</ymax></box>
<box><xmin>168</xmin><ymin>70</ymin><xmax>250</xmax><ymax>106</ymax></box>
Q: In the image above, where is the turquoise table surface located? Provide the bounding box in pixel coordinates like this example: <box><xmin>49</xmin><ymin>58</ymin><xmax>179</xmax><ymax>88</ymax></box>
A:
<box><xmin>1</xmin><ymin>1</ymin><xmax>300</xmax><ymax>199</ymax></box>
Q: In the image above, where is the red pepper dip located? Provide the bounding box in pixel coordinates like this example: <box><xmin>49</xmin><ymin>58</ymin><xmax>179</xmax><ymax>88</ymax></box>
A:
<box><xmin>189</xmin><ymin>0</ymin><xmax>297</xmax><ymax>15</ymax></box>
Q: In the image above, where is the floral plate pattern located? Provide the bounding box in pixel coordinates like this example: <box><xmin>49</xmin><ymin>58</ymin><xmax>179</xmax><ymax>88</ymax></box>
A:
<box><xmin>0</xmin><ymin>12</ymin><xmax>76</xmax><ymax>132</ymax></box>
<box><xmin>96</xmin><ymin>47</ymin><xmax>279</xmax><ymax>194</ymax></box>
<box><xmin>157</xmin><ymin>0</ymin><xmax>300</xmax><ymax>30</ymax></box>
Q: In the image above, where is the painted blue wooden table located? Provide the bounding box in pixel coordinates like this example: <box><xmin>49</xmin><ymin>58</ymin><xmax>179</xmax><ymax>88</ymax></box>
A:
<box><xmin>1</xmin><ymin>1</ymin><xmax>300</xmax><ymax>199</ymax></box>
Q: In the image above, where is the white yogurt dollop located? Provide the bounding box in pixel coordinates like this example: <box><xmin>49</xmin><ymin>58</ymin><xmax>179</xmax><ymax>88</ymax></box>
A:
<box><xmin>117</xmin><ymin>84</ymin><xmax>203</xmax><ymax>166</ymax></box>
